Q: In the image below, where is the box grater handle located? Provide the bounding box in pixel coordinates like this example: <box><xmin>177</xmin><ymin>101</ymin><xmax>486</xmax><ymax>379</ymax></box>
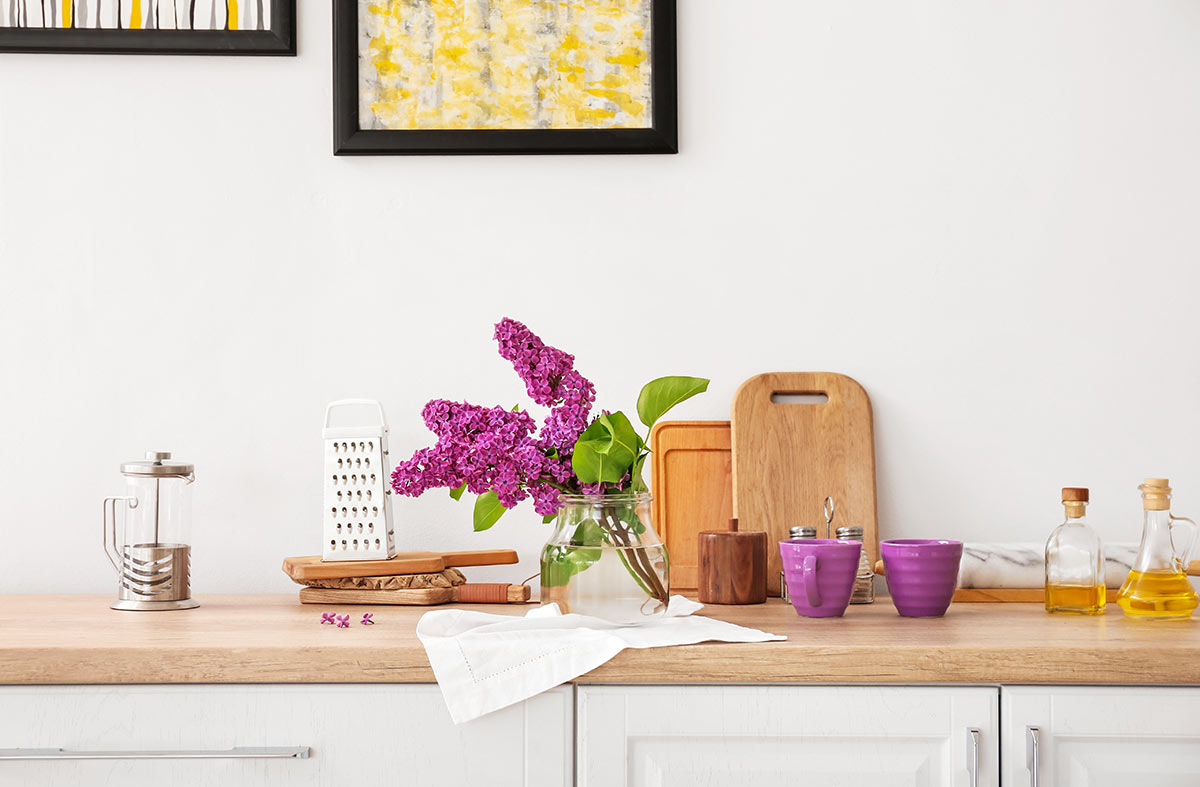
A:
<box><xmin>324</xmin><ymin>399</ymin><xmax>388</xmax><ymax>430</ymax></box>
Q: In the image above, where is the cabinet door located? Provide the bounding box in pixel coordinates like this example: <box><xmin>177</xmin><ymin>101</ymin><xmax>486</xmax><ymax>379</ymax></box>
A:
<box><xmin>0</xmin><ymin>684</ymin><xmax>571</xmax><ymax>787</ymax></box>
<box><xmin>577</xmin><ymin>685</ymin><xmax>998</xmax><ymax>787</ymax></box>
<box><xmin>1003</xmin><ymin>686</ymin><xmax>1200</xmax><ymax>787</ymax></box>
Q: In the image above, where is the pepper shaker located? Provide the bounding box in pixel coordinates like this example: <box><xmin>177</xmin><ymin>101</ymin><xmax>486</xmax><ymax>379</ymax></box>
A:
<box><xmin>836</xmin><ymin>525</ymin><xmax>876</xmax><ymax>604</ymax></box>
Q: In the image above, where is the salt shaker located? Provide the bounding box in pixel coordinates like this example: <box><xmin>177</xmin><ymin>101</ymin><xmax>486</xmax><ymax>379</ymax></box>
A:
<box><xmin>836</xmin><ymin>525</ymin><xmax>876</xmax><ymax>604</ymax></box>
<box><xmin>780</xmin><ymin>525</ymin><xmax>818</xmax><ymax>601</ymax></box>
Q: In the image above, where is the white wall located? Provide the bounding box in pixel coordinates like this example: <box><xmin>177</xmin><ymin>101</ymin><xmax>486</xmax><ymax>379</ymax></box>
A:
<box><xmin>1</xmin><ymin>0</ymin><xmax>1198</xmax><ymax>596</ymax></box>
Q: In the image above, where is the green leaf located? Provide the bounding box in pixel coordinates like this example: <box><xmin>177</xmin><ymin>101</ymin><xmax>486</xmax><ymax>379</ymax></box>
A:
<box><xmin>571</xmin><ymin>411</ymin><xmax>640</xmax><ymax>484</ymax></box>
<box><xmin>630</xmin><ymin>453</ymin><xmax>649</xmax><ymax>493</ymax></box>
<box><xmin>449</xmin><ymin>483</ymin><xmax>467</xmax><ymax>501</ymax></box>
<box><xmin>472</xmin><ymin>490</ymin><xmax>507</xmax><ymax>532</ymax></box>
<box><xmin>636</xmin><ymin>376</ymin><xmax>710</xmax><ymax>429</ymax></box>
<box><xmin>540</xmin><ymin>520</ymin><xmax>607</xmax><ymax>587</ymax></box>
<box><xmin>542</xmin><ymin>514</ymin><xmax>558</xmax><ymax>524</ymax></box>
<box><xmin>572</xmin><ymin>518</ymin><xmax>607</xmax><ymax>548</ymax></box>
<box><xmin>540</xmin><ymin>548</ymin><xmax>574</xmax><ymax>587</ymax></box>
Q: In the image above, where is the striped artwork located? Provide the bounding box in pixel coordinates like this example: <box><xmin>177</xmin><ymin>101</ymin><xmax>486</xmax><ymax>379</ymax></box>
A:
<box><xmin>0</xmin><ymin>0</ymin><xmax>269</xmax><ymax>29</ymax></box>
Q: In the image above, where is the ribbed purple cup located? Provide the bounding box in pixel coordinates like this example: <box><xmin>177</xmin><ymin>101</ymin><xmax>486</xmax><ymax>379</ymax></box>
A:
<box><xmin>780</xmin><ymin>539</ymin><xmax>862</xmax><ymax>618</ymax></box>
<box><xmin>881</xmin><ymin>539</ymin><xmax>963</xmax><ymax>617</ymax></box>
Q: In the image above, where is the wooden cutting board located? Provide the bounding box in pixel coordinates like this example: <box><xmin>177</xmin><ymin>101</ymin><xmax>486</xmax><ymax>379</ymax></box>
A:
<box><xmin>282</xmin><ymin>549</ymin><xmax>518</xmax><ymax>582</ymax></box>
<box><xmin>650</xmin><ymin>421</ymin><xmax>733</xmax><ymax>591</ymax></box>
<box><xmin>298</xmin><ymin>584</ymin><xmax>531</xmax><ymax>605</ymax></box>
<box><xmin>732</xmin><ymin>372</ymin><xmax>878</xmax><ymax>596</ymax></box>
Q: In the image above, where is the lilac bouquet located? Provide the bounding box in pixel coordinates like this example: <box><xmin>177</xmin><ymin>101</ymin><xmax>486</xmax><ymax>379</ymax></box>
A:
<box><xmin>391</xmin><ymin>318</ymin><xmax>708</xmax><ymax>607</ymax></box>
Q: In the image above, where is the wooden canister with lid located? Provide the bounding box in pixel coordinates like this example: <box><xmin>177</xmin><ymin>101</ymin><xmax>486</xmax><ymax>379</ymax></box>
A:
<box><xmin>698</xmin><ymin>518</ymin><xmax>767</xmax><ymax>604</ymax></box>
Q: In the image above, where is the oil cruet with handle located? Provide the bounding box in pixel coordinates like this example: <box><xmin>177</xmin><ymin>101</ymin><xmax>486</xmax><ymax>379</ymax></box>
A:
<box><xmin>102</xmin><ymin>451</ymin><xmax>199</xmax><ymax>611</ymax></box>
<box><xmin>1117</xmin><ymin>478</ymin><xmax>1198</xmax><ymax>620</ymax></box>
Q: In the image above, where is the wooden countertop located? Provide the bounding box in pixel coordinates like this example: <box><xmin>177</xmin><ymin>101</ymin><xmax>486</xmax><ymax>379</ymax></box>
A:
<box><xmin>2</xmin><ymin>595</ymin><xmax>1199</xmax><ymax>685</ymax></box>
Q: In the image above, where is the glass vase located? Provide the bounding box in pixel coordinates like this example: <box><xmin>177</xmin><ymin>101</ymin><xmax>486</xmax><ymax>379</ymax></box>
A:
<box><xmin>539</xmin><ymin>492</ymin><xmax>669</xmax><ymax>623</ymax></box>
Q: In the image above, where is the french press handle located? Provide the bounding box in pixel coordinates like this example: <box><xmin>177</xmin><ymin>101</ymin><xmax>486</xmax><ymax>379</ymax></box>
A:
<box><xmin>101</xmin><ymin>496</ymin><xmax>138</xmax><ymax>573</ymax></box>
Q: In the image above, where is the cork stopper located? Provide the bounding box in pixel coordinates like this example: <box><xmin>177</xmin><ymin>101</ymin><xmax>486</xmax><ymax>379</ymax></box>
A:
<box><xmin>1061</xmin><ymin>487</ymin><xmax>1089</xmax><ymax>502</ymax></box>
<box><xmin>1061</xmin><ymin>487</ymin><xmax>1088</xmax><ymax>518</ymax></box>
<box><xmin>1140</xmin><ymin>478</ymin><xmax>1172</xmax><ymax>511</ymax></box>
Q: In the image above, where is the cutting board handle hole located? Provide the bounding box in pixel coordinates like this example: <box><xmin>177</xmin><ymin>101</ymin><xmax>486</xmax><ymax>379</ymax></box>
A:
<box><xmin>770</xmin><ymin>393</ymin><xmax>829</xmax><ymax>405</ymax></box>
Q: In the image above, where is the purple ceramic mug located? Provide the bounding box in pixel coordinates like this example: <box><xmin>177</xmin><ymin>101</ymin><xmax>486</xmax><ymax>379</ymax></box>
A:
<box><xmin>779</xmin><ymin>539</ymin><xmax>862</xmax><ymax>618</ymax></box>
<box><xmin>881</xmin><ymin>539</ymin><xmax>963</xmax><ymax>617</ymax></box>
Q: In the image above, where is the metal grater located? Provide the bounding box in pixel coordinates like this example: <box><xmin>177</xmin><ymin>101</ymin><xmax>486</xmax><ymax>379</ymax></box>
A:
<box><xmin>322</xmin><ymin>399</ymin><xmax>396</xmax><ymax>561</ymax></box>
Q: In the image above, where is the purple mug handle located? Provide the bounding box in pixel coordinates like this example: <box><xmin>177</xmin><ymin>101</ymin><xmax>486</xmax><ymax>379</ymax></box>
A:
<box><xmin>802</xmin><ymin>554</ymin><xmax>821</xmax><ymax>607</ymax></box>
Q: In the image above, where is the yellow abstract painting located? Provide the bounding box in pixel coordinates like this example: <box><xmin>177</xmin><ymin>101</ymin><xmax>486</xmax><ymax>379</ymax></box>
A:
<box><xmin>358</xmin><ymin>0</ymin><xmax>653</xmax><ymax>130</ymax></box>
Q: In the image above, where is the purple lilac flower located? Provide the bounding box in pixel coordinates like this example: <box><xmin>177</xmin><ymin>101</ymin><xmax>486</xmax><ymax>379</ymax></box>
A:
<box><xmin>391</xmin><ymin>319</ymin><xmax>601</xmax><ymax>519</ymax></box>
<box><xmin>530</xmin><ymin>484</ymin><xmax>561</xmax><ymax>518</ymax></box>
<box><xmin>580</xmin><ymin>472</ymin><xmax>632</xmax><ymax>496</ymax></box>
<box><xmin>391</xmin><ymin>400</ymin><xmax>542</xmax><ymax>505</ymax></box>
<box><xmin>494</xmin><ymin>319</ymin><xmax>596</xmax><ymax>454</ymax></box>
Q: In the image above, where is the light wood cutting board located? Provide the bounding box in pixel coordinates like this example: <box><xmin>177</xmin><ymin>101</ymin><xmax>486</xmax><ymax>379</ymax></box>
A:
<box><xmin>281</xmin><ymin>549</ymin><xmax>518</xmax><ymax>582</ymax></box>
<box><xmin>732</xmin><ymin>372</ymin><xmax>879</xmax><ymax>596</ymax></box>
<box><xmin>650</xmin><ymin>421</ymin><xmax>733</xmax><ymax>591</ymax></box>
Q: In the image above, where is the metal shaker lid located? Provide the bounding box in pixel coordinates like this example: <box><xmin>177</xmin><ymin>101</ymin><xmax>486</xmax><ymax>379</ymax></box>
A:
<box><xmin>835</xmin><ymin>525</ymin><xmax>864</xmax><ymax>539</ymax></box>
<box><xmin>789</xmin><ymin>525</ymin><xmax>818</xmax><ymax>539</ymax></box>
<box><xmin>121</xmin><ymin>451</ymin><xmax>194</xmax><ymax>477</ymax></box>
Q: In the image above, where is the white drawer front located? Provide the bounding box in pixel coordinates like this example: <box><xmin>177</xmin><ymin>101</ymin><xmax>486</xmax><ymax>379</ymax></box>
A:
<box><xmin>578</xmin><ymin>685</ymin><xmax>999</xmax><ymax>787</ymax></box>
<box><xmin>0</xmin><ymin>684</ymin><xmax>571</xmax><ymax>787</ymax></box>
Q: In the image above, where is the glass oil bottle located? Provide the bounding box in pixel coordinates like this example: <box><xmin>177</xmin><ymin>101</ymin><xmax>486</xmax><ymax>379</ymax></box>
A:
<box><xmin>1117</xmin><ymin>478</ymin><xmax>1198</xmax><ymax>621</ymax></box>
<box><xmin>1045</xmin><ymin>487</ymin><xmax>1105</xmax><ymax>614</ymax></box>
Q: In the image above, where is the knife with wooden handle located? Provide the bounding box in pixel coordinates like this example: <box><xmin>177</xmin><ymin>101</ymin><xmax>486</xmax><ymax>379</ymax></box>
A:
<box><xmin>282</xmin><ymin>549</ymin><xmax>519</xmax><ymax>581</ymax></box>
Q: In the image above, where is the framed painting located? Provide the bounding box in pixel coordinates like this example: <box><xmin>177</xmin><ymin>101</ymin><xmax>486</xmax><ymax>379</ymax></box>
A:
<box><xmin>333</xmin><ymin>0</ymin><xmax>677</xmax><ymax>155</ymax></box>
<box><xmin>0</xmin><ymin>0</ymin><xmax>295</xmax><ymax>54</ymax></box>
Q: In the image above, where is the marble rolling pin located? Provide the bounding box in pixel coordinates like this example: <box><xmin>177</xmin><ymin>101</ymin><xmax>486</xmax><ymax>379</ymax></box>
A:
<box><xmin>875</xmin><ymin>543</ymin><xmax>1147</xmax><ymax>601</ymax></box>
<box><xmin>957</xmin><ymin>542</ymin><xmax>1139</xmax><ymax>589</ymax></box>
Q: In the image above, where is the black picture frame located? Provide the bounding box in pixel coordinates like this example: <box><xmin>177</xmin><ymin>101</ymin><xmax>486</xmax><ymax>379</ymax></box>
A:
<box><xmin>333</xmin><ymin>0</ymin><xmax>677</xmax><ymax>155</ymax></box>
<box><xmin>0</xmin><ymin>0</ymin><xmax>295</xmax><ymax>55</ymax></box>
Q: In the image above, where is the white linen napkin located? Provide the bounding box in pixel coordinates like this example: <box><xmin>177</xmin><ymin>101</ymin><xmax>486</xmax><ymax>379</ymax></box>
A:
<box><xmin>416</xmin><ymin>596</ymin><xmax>786</xmax><ymax>723</ymax></box>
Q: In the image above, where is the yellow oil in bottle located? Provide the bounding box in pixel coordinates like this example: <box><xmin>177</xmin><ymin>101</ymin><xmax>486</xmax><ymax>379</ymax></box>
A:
<box><xmin>1045</xmin><ymin>583</ymin><xmax>1106</xmax><ymax>614</ymax></box>
<box><xmin>1116</xmin><ymin>570</ymin><xmax>1199</xmax><ymax>620</ymax></box>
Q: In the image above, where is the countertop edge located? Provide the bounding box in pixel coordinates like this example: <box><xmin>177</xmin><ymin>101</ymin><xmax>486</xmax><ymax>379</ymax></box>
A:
<box><xmin>3</xmin><ymin>644</ymin><xmax>1199</xmax><ymax>686</ymax></box>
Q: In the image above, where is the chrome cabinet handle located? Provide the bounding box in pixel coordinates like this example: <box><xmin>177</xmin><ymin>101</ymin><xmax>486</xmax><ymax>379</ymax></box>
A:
<box><xmin>966</xmin><ymin>727</ymin><xmax>981</xmax><ymax>787</ymax></box>
<box><xmin>1026</xmin><ymin>726</ymin><xmax>1041</xmax><ymax>787</ymax></box>
<box><xmin>0</xmin><ymin>746</ymin><xmax>309</xmax><ymax>761</ymax></box>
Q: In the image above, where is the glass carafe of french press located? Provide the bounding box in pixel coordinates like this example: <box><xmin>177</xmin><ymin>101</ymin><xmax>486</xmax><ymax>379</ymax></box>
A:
<box><xmin>102</xmin><ymin>451</ymin><xmax>198</xmax><ymax>611</ymax></box>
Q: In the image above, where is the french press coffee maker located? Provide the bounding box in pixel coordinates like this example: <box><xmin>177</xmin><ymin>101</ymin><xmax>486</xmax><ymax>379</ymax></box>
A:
<box><xmin>102</xmin><ymin>451</ymin><xmax>199</xmax><ymax>611</ymax></box>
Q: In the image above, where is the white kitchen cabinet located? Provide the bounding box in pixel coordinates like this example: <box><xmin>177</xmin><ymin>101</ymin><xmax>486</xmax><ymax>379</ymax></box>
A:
<box><xmin>0</xmin><ymin>684</ymin><xmax>571</xmax><ymax>787</ymax></box>
<box><xmin>577</xmin><ymin>685</ymin><xmax>999</xmax><ymax>787</ymax></box>
<box><xmin>1002</xmin><ymin>686</ymin><xmax>1200</xmax><ymax>787</ymax></box>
